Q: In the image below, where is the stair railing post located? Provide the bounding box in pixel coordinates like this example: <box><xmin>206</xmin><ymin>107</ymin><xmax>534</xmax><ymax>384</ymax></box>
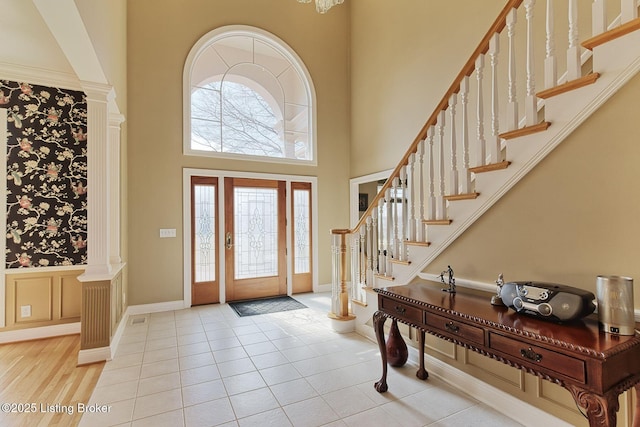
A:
<box><xmin>329</xmin><ymin>229</ymin><xmax>353</xmax><ymax>320</ymax></box>
<box><xmin>545</xmin><ymin>0</ymin><xmax>558</xmax><ymax>89</ymax></box>
<box><xmin>567</xmin><ymin>0</ymin><xmax>582</xmax><ymax>81</ymax></box>
<box><xmin>350</xmin><ymin>232</ymin><xmax>360</xmax><ymax>303</ymax></box>
<box><xmin>385</xmin><ymin>188</ymin><xmax>393</xmax><ymax>275</ymax></box>
<box><xmin>366</xmin><ymin>215</ymin><xmax>374</xmax><ymax>287</ymax></box>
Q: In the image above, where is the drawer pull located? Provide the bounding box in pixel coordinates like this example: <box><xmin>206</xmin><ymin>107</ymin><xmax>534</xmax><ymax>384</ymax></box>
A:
<box><xmin>395</xmin><ymin>305</ymin><xmax>406</xmax><ymax>315</ymax></box>
<box><xmin>520</xmin><ymin>347</ymin><xmax>543</xmax><ymax>362</ymax></box>
<box><xmin>445</xmin><ymin>322</ymin><xmax>459</xmax><ymax>333</ymax></box>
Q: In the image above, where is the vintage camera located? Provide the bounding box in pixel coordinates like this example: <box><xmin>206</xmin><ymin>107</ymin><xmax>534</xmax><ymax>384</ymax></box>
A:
<box><xmin>500</xmin><ymin>281</ymin><xmax>596</xmax><ymax>322</ymax></box>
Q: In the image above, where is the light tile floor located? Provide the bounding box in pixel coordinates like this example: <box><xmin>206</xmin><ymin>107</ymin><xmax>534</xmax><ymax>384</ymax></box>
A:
<box><xmin>80</xmin><ymin>293</ymin><xmax>523</xmax><ymax>427</ymax></box>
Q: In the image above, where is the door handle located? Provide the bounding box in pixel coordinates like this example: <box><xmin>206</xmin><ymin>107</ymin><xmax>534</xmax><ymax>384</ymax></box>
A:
<box><xmin>225</xmin><ymin>232</ymin><xmax>233</xmax><ymax>250</ymax></box>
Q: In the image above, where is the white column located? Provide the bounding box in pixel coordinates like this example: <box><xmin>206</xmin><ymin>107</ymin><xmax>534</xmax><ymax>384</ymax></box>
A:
<box><xmin>82</xmin><ymin>82</ymin><xmax>114</xmax><ymax>277</ymax></box>
<box><xmin>567</xmin><ymin>0</ymin><xmax>581</xmax><ymax>81</ymax></box>
<box><xmin>545</xmin><ymin>0</ymin><xmax>558</xmax><ymax>89</ymax></box>
<box><xmin>109</xmin><ymin>113</ymin><xmax>124</xmax><ymax>265</ymax></box>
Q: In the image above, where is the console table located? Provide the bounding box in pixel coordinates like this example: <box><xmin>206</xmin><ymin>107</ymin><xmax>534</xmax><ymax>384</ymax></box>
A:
<box><xmin>373</xmin><ymin>281</ymin><xmax>640</xmax><ymax>427</ymax></box>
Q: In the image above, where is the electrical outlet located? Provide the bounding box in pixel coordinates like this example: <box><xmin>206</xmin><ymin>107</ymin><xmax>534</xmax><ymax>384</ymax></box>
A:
<box><xmin>159</xmin><ymin>228</ymin><xmax>176</xmax><ymax>238</ymax></box>
<box><xmin>21</xmin><ymin>305</ymin><xmax>31</xmax><ymax>318</ymax></box>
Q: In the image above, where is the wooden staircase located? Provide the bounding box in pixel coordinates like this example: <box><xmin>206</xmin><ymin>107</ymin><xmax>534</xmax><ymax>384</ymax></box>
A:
<box><xmin>328</xmin><ymin>0</ymin><xmax>640</xmax><ymax>323</ymax></box>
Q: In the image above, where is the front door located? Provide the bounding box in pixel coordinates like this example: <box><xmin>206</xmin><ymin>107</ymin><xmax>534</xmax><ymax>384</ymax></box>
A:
<box><xmin>224</xmin><ymin>178</ymin><xmax>287</xmax><ymax>301</ymax></box>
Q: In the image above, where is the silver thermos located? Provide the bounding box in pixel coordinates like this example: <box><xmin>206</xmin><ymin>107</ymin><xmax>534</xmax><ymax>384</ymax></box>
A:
<box><xmin>596</xmin><ymin>275</ymin><xmax>636</xmax><ymax>336</ymax></box>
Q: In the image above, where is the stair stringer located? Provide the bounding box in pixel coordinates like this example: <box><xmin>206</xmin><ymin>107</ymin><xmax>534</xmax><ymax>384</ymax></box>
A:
<box><xmin>377</xmin><ymin>29</ymin><xmax>640</xmax><ymax>287</ymax></box>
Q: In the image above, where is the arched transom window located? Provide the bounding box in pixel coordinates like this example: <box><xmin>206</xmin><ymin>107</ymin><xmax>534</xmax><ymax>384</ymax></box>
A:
<box><xmin>184</xmin><ymin>26</ymin><xmax>316</xmax><ymax>164</ymax></box>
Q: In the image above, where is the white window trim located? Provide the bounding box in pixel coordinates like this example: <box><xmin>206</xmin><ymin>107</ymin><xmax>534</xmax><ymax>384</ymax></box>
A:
<box><xmin>182</xmin><ymin>168</ymin><xmax>319</xmax><ymax>307</ymax></box>
<box><xmin>183</xmin><ymin>25</ymin><xmax>318</xmax><ymax>166</ymax></box>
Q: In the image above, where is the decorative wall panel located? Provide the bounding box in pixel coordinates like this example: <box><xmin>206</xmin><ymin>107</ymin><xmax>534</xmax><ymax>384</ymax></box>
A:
<box><xmin>1</xmin><ymin>80</ymin><xmax>87</xmax><ymax>268</ymax></box>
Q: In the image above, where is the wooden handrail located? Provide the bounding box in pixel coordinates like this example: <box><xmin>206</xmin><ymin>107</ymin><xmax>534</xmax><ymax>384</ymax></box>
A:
<box><xmin>352</xmin><ymin>0</ymin><xmax>524</xmax><ymax>233</ymax></box>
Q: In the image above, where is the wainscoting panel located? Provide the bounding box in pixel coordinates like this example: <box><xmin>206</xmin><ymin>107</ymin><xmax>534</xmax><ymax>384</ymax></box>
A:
<box><xmin>3</xmin><ymin>270</ymin><xmax>83</xmax><ymax>330</ymax></box>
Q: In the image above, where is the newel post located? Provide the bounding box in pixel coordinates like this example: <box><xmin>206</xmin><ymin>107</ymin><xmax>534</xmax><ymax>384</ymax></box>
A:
<box><xmin>329</xmin><ymin>229</ymin><xmax>356</xmax><ymax>332</ymax></box>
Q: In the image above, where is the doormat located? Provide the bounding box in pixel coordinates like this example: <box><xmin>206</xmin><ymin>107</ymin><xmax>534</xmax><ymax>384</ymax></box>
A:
<box><xmin>229</xmin><ymin>296</ymin><xmax>307</xmax><ymax>317</ymax></box>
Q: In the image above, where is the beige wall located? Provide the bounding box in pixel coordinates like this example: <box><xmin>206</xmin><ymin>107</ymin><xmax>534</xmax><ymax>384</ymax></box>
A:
<box><xmin>127</xmin><ymin>0</ymin><xmax>350</xmax><ymax>305</ymax></box>
<box><xmin>349</xmin><ymin>0</ymin><xmax>506</xmax><ymax>177</ymax></box>
<box><xmin>425</xmin><ymin>72</ymin><xmax>640</xmax><ymax>309</ymax></box>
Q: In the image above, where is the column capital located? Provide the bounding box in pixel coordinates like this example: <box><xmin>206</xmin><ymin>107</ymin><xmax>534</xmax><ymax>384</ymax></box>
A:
<box><xmin>81</xmin><ymin>81</ymin><xmax>114</xmax><ymax>102</ymax></box>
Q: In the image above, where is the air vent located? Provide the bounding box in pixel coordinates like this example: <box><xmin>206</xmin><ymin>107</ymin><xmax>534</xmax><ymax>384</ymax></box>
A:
<box><xmin>130</xmin><ymin>316</ymin><xmax>147</xmax><ymax>325</ymax></box>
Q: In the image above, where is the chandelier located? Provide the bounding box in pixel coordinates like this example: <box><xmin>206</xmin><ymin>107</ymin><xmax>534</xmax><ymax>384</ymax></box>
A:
<box><xmin>298</xmin><ymin>0</ymin><xmax>344</xmax><ymax>14</ymax></box>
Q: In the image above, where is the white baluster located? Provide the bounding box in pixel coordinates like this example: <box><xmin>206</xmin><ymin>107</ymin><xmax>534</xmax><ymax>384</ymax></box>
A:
<box><xmin>592</xmin><ymin>0</ymin><xmax>607</xmax><ymax>36</ymax></box>
<box><xmin>567</xmin><ymin>0</ymin><xmax>581</xmax><ymax>81</ymax></box>
<box><xmin>489</xmin><ymin>33</ymin><xmax>504</xmax><ymax>163</ymax></box>
<box><xmin>377</xmin><ymin>198</ymin><xmax>385</xmax><ymax>276</ymax></box>
<box><xmin>407</xmin><ymin>154</ymin><xmax>416</xmax><ymax>241</ymax></box>
<box><xmin>506</xmin><ymin>8</ymin><xmax>518</xmax><ymax>130</ymax></box>
<box><xmin>370</xmin><ymin>209</ymin><xmax>378</xmax><ymax>278</ymax></box>
<box><xmin>448</xmin><ymin>94</ymin><xmax>459</xmax><ymax>195</ymax></box>
<box><xmin>622</xmin><ymin>0</ymin><xmax>638</xmax><ymax>23</ymax></box>
<box><xmin>359</xmin><ymin>226</ymin><xmax>366</xmax><ymax>291</ymax></box>
<box><xmin>366</xmin><ymin>216</ymin><xmax>373</xmax><ymax>286</ymax></box>
<box><xmin>545</xmin><ymin>0</ymin><xmax>558</xmax><ymax>89</ymax></box>
<box><xmin>416</xmin><ymin>139</ymin><xmax>427</xmax><ymax>242</ymax></box>
<box><xmin>459</xmin><ymin>76</ymin><xmax>473</xmax><ymax>194</ymax></box>
<box><xmin>350</xmin><ymin>234</ymin><xmax>359</xmax><ymax>300</ymax></box>
<box><xmin>475</xmin><ymin>54</ymin><xmax>487</xmax><ymax>166</ymax></box>
<box><xmin>392</xmin><ymin>177</ymin><xmax>399</xmax><ymax>259</ymax></box>
<box><xmin>426</xmin><ymin>126</ymin><xmax>437</xmax><ymax>221</ymax></box>
<box><xmin>385</xmin><ymin>188</ymin><xmax>392</xmax><ymax>274</ymax></box>
<box><xmin>524</xmin><ymin>0</ymin><xmax>538</xmax><ymax>127</ymax></box>
<box><xmin>400</xmin><ymin>166</ymin><xmax>408</xmax><ymax>261</ymax></box>
<box><xmin>436</xmin><ymin>111</ymin><xmax>446</xmax><ymax>219</ymax></box>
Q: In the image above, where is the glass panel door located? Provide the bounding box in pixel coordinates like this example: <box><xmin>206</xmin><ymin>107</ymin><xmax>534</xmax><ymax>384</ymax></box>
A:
<box><xmin>224</xmin><ymin>178</ymin><xmax>286</xmax><ymax>301</ymax></box>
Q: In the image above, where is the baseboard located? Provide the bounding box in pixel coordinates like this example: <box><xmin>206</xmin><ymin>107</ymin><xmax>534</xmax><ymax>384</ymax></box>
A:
<box><xmin>126</xmin><ymin>300</ymin><xmax>185</xmax><ymax>315</ymax></box>
<box><xmin>403</xmin><ymin>348</ymin><xmax>573</xmax><ymax>427</ymax></box>
<box><xmin>316</xmin><ymin>283</ymin><xmax>332</xmax><ymax>293</ymax></box>
<box><xmin>354</xmin><ymin>322</ymin><xmax>572</xmax><ymax>427</ymax></box>
<box><xmin>0</xmin><ymin>322</ymin><xmax>80</xmax><ymax>344</ymax></box>
<box><xmin>77</xmin><ymin>346</ymin><xmax>111</xmax><ymax>365</ymax></box>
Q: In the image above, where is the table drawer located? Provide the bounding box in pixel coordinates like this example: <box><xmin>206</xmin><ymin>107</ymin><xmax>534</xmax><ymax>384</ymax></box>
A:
<box><xmin>489</xmin><ymin>332</ymin><xmax>585</xmax><ymax>383</ymax></box>
<box><xmin>380</xmin><ymin>298</ymin><xmax>423</xmax><ymax>324</ymax></box>
<box><xmin>425</xmin><ymin>312</ymin><xmax>485</xmax><ymax>346</ymax></box>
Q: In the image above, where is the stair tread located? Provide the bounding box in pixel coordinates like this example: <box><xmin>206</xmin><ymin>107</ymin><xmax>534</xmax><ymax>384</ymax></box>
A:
<box><xmin>445</xmin><ymin>192</ymin><xmax>479</xmax><ymax>201</ymax></box>
<box><xmin>423</xmin><ymin>219</ymin><xmax>452</xmax><ymax>225</ymax></box>
<box><xmin>582</xmin><ymin>17</ymin><xmax>640</xmax><ymax>50</ymax></box>
<box><xmin>537</xmin><ymin>73</ymin><xmax>600</xmax><ymax>99</ymax></box>
<box><xmin>406</xmin><ymin>240</ymin><xmax>431</xmax><ymax>247</ymax></box>
<box><xmin>499</xmin><ymin>122</ymin><xmax>551</xmax><ymax>140</ymax></box>
<box><xmin>469</xmin><ymin>161</ymin><xmax>511</xmax><ymax>174</ymax></box>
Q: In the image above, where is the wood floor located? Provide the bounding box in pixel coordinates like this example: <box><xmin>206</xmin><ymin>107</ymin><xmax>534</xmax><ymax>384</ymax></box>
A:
<box><xmin>0</xmin><ymin>334</ymin><xmax>104</xmax><ymax>427</ymax></box>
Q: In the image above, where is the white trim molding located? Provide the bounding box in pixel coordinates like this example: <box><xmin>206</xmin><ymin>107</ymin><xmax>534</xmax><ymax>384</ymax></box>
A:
<box><xmin>0</xmin><ymin>322</ymin><xmax>80</xmax><ymax>344</ymax></box>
